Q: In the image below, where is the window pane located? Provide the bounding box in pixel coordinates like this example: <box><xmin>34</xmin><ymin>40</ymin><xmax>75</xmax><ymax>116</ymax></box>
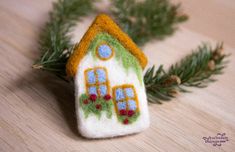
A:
<box><xmin>88</xmin><ymin>86</ymin><xmax>97</xmax><ymax>95</ymax></box>
<box><xmin>128</xmin><ymin>100</ymin><xmax>137</xmax><ymax>110</ymax></box>
<box><xmin>96</xmin><ymin>69</ymin><xmax>106</xmax><ymax>83</ymax></box>
<box><xmin>117</xmin><ymin>102</ymin><xmax>126</xmax><ymax>110</ymax></box>
<box><xmin>99</xmin><ymin>85</ymin><xmax>107</xmax><ymax>96</ymax></box>
<box><xmin>98</xmin><ymin>44</ymin><xmax>112</xmax><ymax>59</ymax></box>
<box><xmin>115</xmin><ymin>88</ymin><xmax>125</xmax><ymax>100</ymax></box>
<box><xmin>87</xmin><ymin>70</ymin><xmax>96</xmax><ymax>84</ymax></box>
<box><xmin>125</xmin><ymin>88</ymin><xmax>134</xmax><ymax>98</ymax></box>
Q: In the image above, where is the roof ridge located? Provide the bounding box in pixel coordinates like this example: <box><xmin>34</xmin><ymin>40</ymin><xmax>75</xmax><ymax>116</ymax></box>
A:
<box><xmin>66</xmin><ymin>14</ymin><xmax>148</xmax><ymax>77</ymax></box>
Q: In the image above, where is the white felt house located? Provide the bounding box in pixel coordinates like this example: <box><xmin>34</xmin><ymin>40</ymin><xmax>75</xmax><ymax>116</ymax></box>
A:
<box><xmin>66</xmin><ymin>14</ymin><xmax>150</xmax><ymax>138</ymax></box>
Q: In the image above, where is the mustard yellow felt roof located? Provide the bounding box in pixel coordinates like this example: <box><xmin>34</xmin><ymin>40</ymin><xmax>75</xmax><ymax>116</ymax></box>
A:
<box><xmin>66</xmin><ymin>14</ymin><xmax>148</xmax><ymax>77</ymax></box>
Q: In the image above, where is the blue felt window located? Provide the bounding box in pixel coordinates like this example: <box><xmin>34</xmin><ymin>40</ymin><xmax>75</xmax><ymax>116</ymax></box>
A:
<box><xmin>88</xmin><ymin>86</ymin><xmax>97</xmax><ymax>95</ymax></box>
<box><xmin>128</xmin><ymin>100</ymin><xmax>137</xmax><ymax>110</ymax></box>
<box><xmin>115</xmin><ymin>88</ymin><xmax>125</xmax><ymax>100</ymax></box>
<box><xmin>99</xmin><ymin>85</ymin><xmax>107</xmax><ymax>96</ymax></box>
<box><xmin>96</xmin><ymin>69</ymin><xmax>106</xmax><ymax>83</ymax></box>
<box><xmin>98</xmin><ymin>44</ymin><xmax>112</xmax><ymax>59</ymax></box>
<box><xmin>117</xmin><ymin>102</ymin><xmax>126</xmax><ymax>110</ymax></box>
<box><xmin>87</xmin><ymin>70</ymin><xmax>96</xmax><ymax>84</ymax></box>
<box><xmin>125</xmin><ymin>88</ymin><xmax>134</xmax><ymax>98</ymax></box>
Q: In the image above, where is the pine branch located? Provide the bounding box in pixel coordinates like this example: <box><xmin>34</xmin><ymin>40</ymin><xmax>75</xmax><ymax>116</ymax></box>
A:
<box><xmin>33</xmin><ymin>0</ymin><xmax>229</xmax><ymax>103</ymax></box>
<box><xmin>111</xmin><ymin>0</ymin><xmax>188</xmax><ymax>46</ymax></box>
<box><xmin>33</xmin><ymin>0</ymin><xmax>187</xmax><ymax>78</ymax></box>
<box><xmin>144</xmin><ymin>43</ymin><xmax>229</xmax><ymax>103</ymax></box>
<box><xmin>33</xmin><ymin>0</ymin><xmax>94</xmax><ymax>78</ymax></box>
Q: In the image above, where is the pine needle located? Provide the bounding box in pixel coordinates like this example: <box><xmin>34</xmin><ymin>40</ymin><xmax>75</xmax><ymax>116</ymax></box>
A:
<box><xmin>33</xmin><ymin>0</ymin><xmax>229</xmax><ymax>103</ymax></box>
<box><xmin>111</xmin><ymin>0</ymin><xmax>188</xmax><ymax>45</ymax></box>
<box><xmin>33</xmin><ymin>0</ymin><xmax>95</xmax><ymax>78</ymax></box>
<box><xmin>144</xmin><ymin>43</ymin><xmax>229</xmax><ymax>103</ymax></box>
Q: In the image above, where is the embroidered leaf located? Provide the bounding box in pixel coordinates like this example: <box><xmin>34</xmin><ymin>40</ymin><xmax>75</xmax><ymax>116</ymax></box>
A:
<box><xmin>79</xmin><ymin>93</ymin><xmax>114</xmax><ymax>119</ymax></box>
<box><xmin>117</xmin><ymin>111</ymin><xmax>140</xmax><ymax>124</ymax></box>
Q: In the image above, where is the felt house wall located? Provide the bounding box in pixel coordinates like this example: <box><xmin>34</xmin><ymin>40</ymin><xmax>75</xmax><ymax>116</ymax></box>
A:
<box><xmin>66</xmin><ymin>14</ymin><xmax>150</xmax><ymax>138</ymax></box>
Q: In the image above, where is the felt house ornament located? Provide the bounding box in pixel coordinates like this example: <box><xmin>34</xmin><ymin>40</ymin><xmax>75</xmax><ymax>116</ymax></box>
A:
<box><xmin>66</xmin><ymin>14</ymin><xmax>150</xmax><ymax>138</ymax></box>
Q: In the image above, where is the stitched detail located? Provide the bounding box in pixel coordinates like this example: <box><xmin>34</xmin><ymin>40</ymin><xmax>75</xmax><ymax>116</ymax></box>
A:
<box><xmin>90</xmin><ymin>33</ymin><xmax>143</xmax><ymax>83</ymax></box>
<box><xmin>96</xmin><ymin>42</ymin><xmax>114</xmax><ymax>60</ymax></box>
<box><xmin>85</xmin><ymin>66</ymin><xmax>110</xmax><ymax>97</ymax></box>
<box><xmin>79</xmin><ymin>94</ymin><xmax>113</xmax><ymax>119</ymax></box>
<box><xmin>99</xmin><ymin>85</ymin><xmax>107</xmax><ymax>96</ymax></box>
<box><xmin>127</xmin><ymin>100</ymin><xmax>137</xmax><ymax>110</ymax></box>
<box><xmin>117</xmin><ymin>102</ymin><xmax>126</xmax><ymax>110</ymax></box>
<box><xmin>96</xmin><ymin>68</ymin><xmax>106</xmax><ymax>83</ymax></box>
<box><xmin>88</xmin><ymin>86</ymin><xmax>97</xmax><ymax>95</ymax></box>
<box><xmin>87</xmin><ymin>70</ymin><xmax>96</xmax><ymax>84</ymax></box>
<box><xmin>125</xmin><ymin>88</ymin><xmax>134</xmax><ymax>98</ymax></box>
<box><xmin>112</xmin><ymin>84</ymin><xmax>140</xmax><ymax>124</ymax></box>
<box><xmin>115</xmin><ymin>88</ymin><xmax>125</xmax><ymax>100</ymax></box>
<box><xmin>66</xmin><ymin>14</ymin><xmax>148</xmax><ymax>77</ymax></box>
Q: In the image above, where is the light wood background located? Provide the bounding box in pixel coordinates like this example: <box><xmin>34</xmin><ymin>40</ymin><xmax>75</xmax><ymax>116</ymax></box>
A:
<box><xmin>0</xmin><ymin>0</ymin><xmax>235</xmax><ymax>152</ymax></box>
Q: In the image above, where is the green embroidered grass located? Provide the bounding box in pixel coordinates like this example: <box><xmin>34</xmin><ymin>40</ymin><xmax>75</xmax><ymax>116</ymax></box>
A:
<box><xmin>89</xmin><ymin>33</ymin><xmax>143</xmax><ymax>83</ymax></box>
<box><xmin>79</xmin><ymin>94</ymin><xmax>113</xmax><ymax>119</ymax></box>
<box><xmin>118</xmin><ymin>111</ymin><xmax>140</xmax><ymax>124</ymax></box>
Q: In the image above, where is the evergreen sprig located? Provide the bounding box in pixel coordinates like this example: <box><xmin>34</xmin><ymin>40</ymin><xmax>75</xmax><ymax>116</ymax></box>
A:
<box><xmin>33</xmin><ymin>0</ymin><xmax>94</xmax><ymax>79</ymax></box>
<box><xmin>111</xmin><ymin>0</ymin><xmax>188</xmax><ymax>45</ymax></box>
<box><xmin>144</xmin><ymin>43</ymin><xmax>229</xmax><ymax>103</ymax></box>
<box><xmin>33</xmin><ymin>0</ymin><xmax>187</xmax><ymax>78</ymax></box>
<box><xmin>33</xmin><ymin>0</ymin><xmax>229</xmax><ymax>103</ymax></box>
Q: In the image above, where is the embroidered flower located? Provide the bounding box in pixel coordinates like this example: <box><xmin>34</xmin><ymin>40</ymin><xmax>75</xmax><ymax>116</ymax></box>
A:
<box><xmin>123</xmin><ymin>118</ymin><xmax>129</xmax><ymax>124</ymax></box>
<box><xmin>96</xmin><ymin>104</ymin><xmax>102</xmax><ymax>110</ymax></box>
<box><xmin>119</xmin><ymin>109</ymin><xmax>127</xmax><ymax>115</ymax></box>
<box><xmin>127</xmin><ymin>110</ymin><xmax>135</xmax><ymax>117</ymax></box>
<box><xmin>83</xmin><ymin>99</ymin><xmax>89</xmax><ymax>105</ymax></box>
<box><xmin>90</xmin><ymin>94</ymin><xmax>97</xmax><ymax>102</ymax></box>
<box><xmin>104</xmin><ymin>94</ymin><xmax>111</xmax><ymax>100</ymax></box>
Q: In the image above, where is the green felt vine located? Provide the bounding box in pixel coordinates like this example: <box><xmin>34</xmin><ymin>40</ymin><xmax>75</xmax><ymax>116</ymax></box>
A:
<box><xmin>79</xmin><ymin>94</ymin><xmax>113</xmax><ymax>119</ymax></box>
<box><xmin>117</xmin><ymin>111</ymin><xmax>140</xmax><ymax>125</ymax></box>
<box><xmin>89</xmin><ymin>33</ymin><xmax>143</xmax><ymax>83</ymax></box>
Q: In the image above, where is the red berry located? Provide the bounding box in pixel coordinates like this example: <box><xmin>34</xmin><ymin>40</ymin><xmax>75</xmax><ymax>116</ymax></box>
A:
<box><xmin>104</xmin><ymin>94</ymin><xmax>111</xmax><ymax>100</ymax></box>
<box><xmin>119</xmin><ymin>109</ymin><xmax>127</xmax><ymax>115</ymax></box>
<box><xmin>96</xmin><ymin>104</ymin><xmax>102</xmax><ymax>110</ymax></box>
<box><xmin>123</xmin><ymin>118</ymin><xmax>129</xmax><ymax>124</ymax></box>
<box><xmin>128</xmin><ymin>110</ymin><xmax>135</xmax><ymax>117</ymax></box>
<box><xmin>83</xmin><ymin>99</ymin><xmax>89</xmax><ymax>104</ymax></box>
<box><xmin>90</xmin><ymin>94</ymin><xmax>97</xmax><ymax>102</ymax></box>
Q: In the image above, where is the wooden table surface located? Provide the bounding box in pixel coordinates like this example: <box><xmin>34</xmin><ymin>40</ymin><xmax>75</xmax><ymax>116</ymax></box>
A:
<box><xmin>0</xmin><ymin>0</ymin><xmax>235</xmax><ymax>152</ymax></box>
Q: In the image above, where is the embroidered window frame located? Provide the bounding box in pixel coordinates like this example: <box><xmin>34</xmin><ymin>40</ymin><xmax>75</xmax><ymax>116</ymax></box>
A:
<box><xmin>85</xmin><ymin>67</ymin><xmax>110</xmax><ymax>97</ymax></box>
<box><xmin>96</xmin><ymin>42</ymin><xmax>114</xmax><ymax>61</ymax></box>
<box><xmin>112</xmin><ymin>84</ymin><xmax>139</xmax><ymax>113</ymax></box>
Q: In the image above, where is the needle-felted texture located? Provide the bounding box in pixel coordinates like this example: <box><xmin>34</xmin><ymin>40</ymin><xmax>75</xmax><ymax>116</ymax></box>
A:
<box><xmin>112</xmin><ymin>84</ymin><xmax>140</xmax><ymax>124</ymax></box>
<box><xmin>96</xmin><ymin>43</ymin><xmax>114</xmax><ymax>60</ymax></box>
<box><xmin>83</xmin><ymin>63</ymin><xmax>142</xmax><ymax>125</ymax></box>
<box><xmin>66</xmin><ymin>14</ymin><xmax>148</xmax><ymax>77</ymax></box>
<box><xmin>68</xmin><ymin>14</ymin><xmax>149</xmax><ymax>138</ymax></box>
<box><xmin>79</xmin><ymin>94</ymin><xmax>113</xmax><ymax>119</ymax></box>
<box><xmin>118</xmin><ymin>111</ymin><xmax>140</xmax><ymax>125</ymax></box>
<box><xmin>84</xmin><ymin>67</ymin><xmax>110</xmax><ymax>97</ymax></box>
<box><xmin>89</xmin><ymin>33</ymin><xmax>143</xmax><ymax>82</ymax></box>
<box><xmin>74</xmin><ymin>52</ymin><xmax>149</xmax><ymax>138</ymax></box>
<box><xmin>112</xmin><ymin>84</ymin><xmax>139</xmax><ymax>112</ymax></box>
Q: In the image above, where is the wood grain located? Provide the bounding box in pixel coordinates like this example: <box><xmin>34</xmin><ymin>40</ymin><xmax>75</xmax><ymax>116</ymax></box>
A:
<box><xmin>0</xmin><ymin>0</ymin><xmax>235</xmax><ymax>151</ymax></box>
